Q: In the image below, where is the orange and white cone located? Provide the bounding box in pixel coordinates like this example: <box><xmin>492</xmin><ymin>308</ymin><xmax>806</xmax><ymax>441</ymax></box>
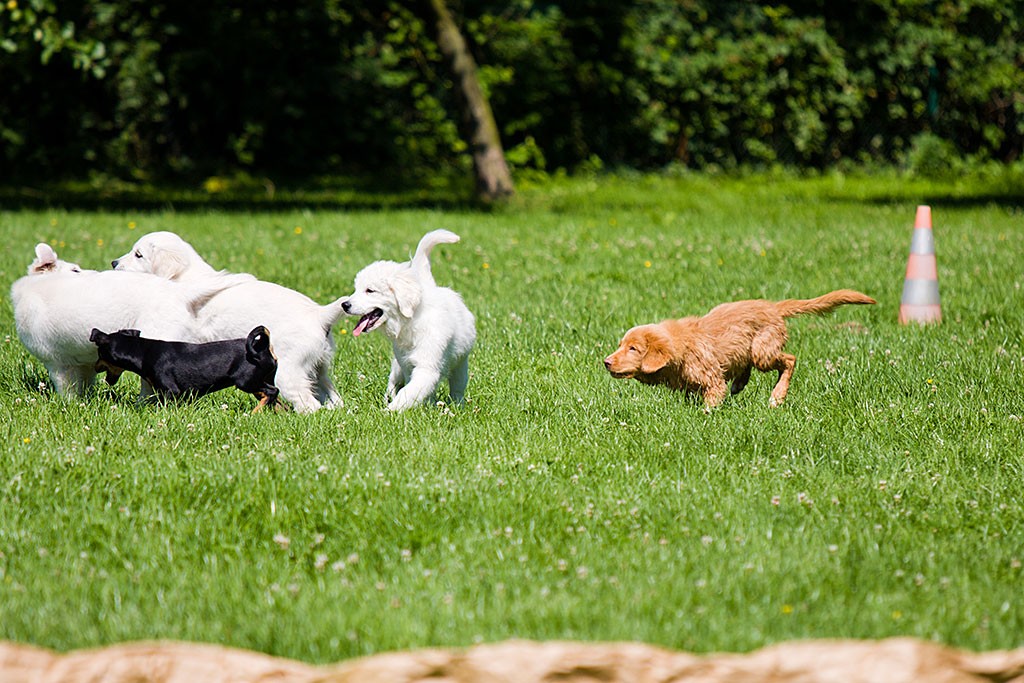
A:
<box><xmin>898</xmin><ymin>205</ymin><xmax>942</xmax><ymax>324</ymax></box>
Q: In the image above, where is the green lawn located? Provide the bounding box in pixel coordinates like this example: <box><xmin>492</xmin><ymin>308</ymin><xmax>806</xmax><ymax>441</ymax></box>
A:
<box><xmin>0</xmin><ymin>171</ymin><xmax>1021</xmax><ymax>661</ymax></box>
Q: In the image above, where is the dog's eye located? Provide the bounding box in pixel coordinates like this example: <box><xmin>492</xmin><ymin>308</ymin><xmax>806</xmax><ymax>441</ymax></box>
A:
<box><xmin>134</xmin><ymin>250</ymin><xmax>143</xmax><ymax>258</ymax></box>
<box><xmin>364</xmin><ymin>288</ymin><xmax>375</xmax><ymax>294</ymax></box>
<box><xmin>71</xmin><ymin>267</ymin><xmax>81</xmax><ymax>273</ymax></box>
<box><xmin>628</xmin><ymin>346</ymin><xmax>638</xmax><ymax>352</ymax></box>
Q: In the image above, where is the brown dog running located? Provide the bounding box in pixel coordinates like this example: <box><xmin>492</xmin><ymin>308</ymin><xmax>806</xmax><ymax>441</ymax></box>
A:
<box><xmin>604</xmin><ymin>289</ymin><xmax>875</xmax><ymax>408</ymax></box>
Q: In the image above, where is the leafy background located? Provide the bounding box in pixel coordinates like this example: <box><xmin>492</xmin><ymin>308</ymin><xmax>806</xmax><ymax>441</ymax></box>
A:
<box><xmin>2</xmin><ymin>0</ymin><xmax>1022</xmax><ymax>183</ymax></box>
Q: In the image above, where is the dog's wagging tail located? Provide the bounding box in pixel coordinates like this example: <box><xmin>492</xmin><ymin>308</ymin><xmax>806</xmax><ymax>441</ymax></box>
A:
<box><xmin>772</xmin><ymin>289</ymin><xmax>876</xmax><ymax>317</ymax></box>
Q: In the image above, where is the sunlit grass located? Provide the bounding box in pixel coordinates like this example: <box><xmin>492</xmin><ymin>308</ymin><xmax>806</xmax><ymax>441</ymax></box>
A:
<box><xmin>0</xmin><ymin>171</ymin><xmax>1021</xmax><ymax>661</ymax></box>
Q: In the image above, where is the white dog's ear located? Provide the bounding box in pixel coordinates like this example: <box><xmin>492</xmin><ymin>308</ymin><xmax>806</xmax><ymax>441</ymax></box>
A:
<box><xmin>29</xmin><ymin>243</ymin><xmax>59</xmax><ymax>274</ymax></box>
<box><xmin>391</xmin><ymin>271</ymin><xmax>422</xmax><ymax>318</ymax></box>
<box><xmin>150</xmin><ymin>244</ymin><xmax>190</xmax><ymax>280</ymax></box>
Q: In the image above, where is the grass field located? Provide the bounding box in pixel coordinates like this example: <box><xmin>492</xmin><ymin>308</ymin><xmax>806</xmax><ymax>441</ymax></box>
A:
<box><xmin>0</xmin><ymin>171</ymin><xmax>1021</xmax><ymax>662</ymax></box>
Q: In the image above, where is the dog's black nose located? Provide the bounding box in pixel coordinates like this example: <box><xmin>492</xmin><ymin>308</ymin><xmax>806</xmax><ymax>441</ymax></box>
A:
<box><xmin>111</xmin><ymin>259</ymin><xmax>119</xmax><ymax>268</ymax></box>
<box><xmin>342</xmin><ymin>300</ymin><xmax>351</xmax><ymax>313</ymax></box>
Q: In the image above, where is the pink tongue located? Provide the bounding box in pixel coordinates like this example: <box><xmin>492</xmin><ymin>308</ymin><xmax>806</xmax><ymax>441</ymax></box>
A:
<box><xmin>353</xmin><ymin>318</ymin><xmax>371</xmax><ymax>337</ymax></box>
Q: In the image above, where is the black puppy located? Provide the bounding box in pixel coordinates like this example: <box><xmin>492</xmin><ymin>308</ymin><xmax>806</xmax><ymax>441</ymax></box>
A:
<box><xmin>89</xmin><ymin>326</ymin><xmax>280</xmax><ymax>411</ymax></box>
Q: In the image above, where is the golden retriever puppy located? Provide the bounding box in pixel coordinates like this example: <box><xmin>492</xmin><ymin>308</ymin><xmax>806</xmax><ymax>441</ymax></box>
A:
<box><xmin>604</xmin><ymin>289</ymin><xmax>875</xmax><ymax>408</ymax></box>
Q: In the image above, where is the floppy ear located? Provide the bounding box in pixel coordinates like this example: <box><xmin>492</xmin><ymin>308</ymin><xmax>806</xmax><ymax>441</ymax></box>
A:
<box><xmin>150</xmin><ymin>244</ymin><xmax>190</xmax><ymax>280</ymax></box>
<box><xmin>89</xmin><ymin>328</ymin><xmax>106</xmax><ymax>344</ymax></box>
<box><xmin>640</xmin><ymin>329</ymin><xmax>673</xmax><ymax>374</ymax></box>
<box><xmin>390</xmin><ymin>270</ymin><xmax>422</xmax><ymax>318</ymax></box>
<box><xmin>246</xmin><ymin>327</ymin><xmax>272</xmax><ymax>362</ymax></box>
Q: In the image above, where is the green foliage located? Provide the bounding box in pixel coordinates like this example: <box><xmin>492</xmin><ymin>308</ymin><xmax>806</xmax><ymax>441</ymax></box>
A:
<box><xmin>1</xmin><ymin>0</ymin><xmax>1022</xmax><ymax>180</ymax></box>
<box><xmin>0</xmin><ymin>0</ymin><xmax>108</xmax><ymax>76</ymax></box>
<box><xmin>1</xmin><ymin>174</ymin><xmax>1022</xmax><ymax>658</ymax></box>
<box><xmin>622</xmin><ymin>3</ymin><xmax>863</xmax><ymax>167</ymax></box>
<box><xmin>906</xmin><ymin>132</ymin><xmax>962</xmax><ymax>178</ymax></box>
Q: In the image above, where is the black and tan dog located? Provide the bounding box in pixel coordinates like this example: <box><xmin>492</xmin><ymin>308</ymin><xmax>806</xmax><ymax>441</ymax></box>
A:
<box><xmin>90</xmin><ymin>326</ymin><xmax>280</xmax><ymax>411</ymax></box>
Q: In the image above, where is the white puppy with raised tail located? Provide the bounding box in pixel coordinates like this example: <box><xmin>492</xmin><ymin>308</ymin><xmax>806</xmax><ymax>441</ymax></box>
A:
<box><xmin>343</xmin><ymin>229</ymin><xmax>476</xmax><ymax>411</ymax></box>
<box><xmin>112</xmin><ymin>231</ymin><xmax>347</xmax><ymax>412</ymax></box>
<box><xmin>11</xmin><ymin>243</ymin><xmax>253</xmax><ymax>396</ymax></box>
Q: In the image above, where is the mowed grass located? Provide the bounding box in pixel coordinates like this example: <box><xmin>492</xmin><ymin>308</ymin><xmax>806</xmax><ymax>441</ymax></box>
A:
<box><xmin>0</xmin><ymin>172</ymin><xmax>1021</xmax><ymax>661</ymax></box>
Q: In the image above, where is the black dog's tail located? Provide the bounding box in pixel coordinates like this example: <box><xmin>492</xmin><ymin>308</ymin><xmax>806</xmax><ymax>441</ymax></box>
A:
<box><xmin>409</xmin><ymin>229</ymin><xmax>460</xmax><ymax>287</ymax></box>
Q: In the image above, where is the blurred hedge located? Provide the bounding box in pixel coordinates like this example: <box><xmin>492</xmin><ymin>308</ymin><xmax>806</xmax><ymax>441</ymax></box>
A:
<box><xmin>1</xmin><ymin>0</ymin><xmax>1021</xmax><ymax>182</ymax></box>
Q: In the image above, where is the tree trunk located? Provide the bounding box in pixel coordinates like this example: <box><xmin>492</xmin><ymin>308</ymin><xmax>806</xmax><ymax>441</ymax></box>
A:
<box><xmin>426</xmin><ymin>0</ymin><xmax>514</xmax><ymax>202</ymax></box>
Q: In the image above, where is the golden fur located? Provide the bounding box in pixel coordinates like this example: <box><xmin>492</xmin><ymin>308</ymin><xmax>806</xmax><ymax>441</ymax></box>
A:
<box><xmin>604</xmin><ymin>289</ymin><xmax>875</xmax><ymax>408</ymax></box>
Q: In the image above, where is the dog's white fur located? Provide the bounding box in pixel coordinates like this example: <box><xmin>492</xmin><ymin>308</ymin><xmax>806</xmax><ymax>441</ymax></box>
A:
<box><xmin>343</xmin><ymin>229</ymin><xmax>475</xmax><ymax>411</ymax></box>
<box><xmin>112</xmin><ymin>231</ymin><xmax>347</xmax><ymax>412</ymax></box>
<box><xmin>11</xmin><ymin>244</ymin><xmax>252</xmax><ymax>395</ymax></box>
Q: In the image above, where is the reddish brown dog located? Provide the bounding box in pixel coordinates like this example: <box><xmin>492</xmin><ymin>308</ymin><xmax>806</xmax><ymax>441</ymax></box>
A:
<box><xmin>604</xmin><ymin>289</ymin><xmax>875</xmax><ymax>408</ymax></box>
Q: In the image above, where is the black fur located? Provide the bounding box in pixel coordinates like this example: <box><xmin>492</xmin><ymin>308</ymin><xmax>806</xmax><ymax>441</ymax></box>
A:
<box><xmin>89</xmin><ymin>326</ymin><xmax>280</xmax><ymax>411</ymax></box>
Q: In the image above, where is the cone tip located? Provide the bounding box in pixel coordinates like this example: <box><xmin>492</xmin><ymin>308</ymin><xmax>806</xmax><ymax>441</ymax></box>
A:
<box><xmin>914</xmin><ymin>205</ymin><xmax>932</xmax><ymax>229</ymax></box>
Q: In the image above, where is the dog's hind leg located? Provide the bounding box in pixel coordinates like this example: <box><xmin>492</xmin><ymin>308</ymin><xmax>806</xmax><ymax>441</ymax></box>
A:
<box><xmin>274</xmin><ymin>361</ymin><xmax>320</xmax><ymax>413</ymax></box>
<box><xmin>448</xmin><ymin>355</ymin><xmax>469</xmax><ymax>405</ymax></box>
<box><xmin>750</xmin><ymin>324</ymin><xmax>794</xmax><ymax>407</ymax></box>
<box><xmin>315</xmin><ymin>368</ymin><xmax>343</xmax><ymax>408</ymax></box>
<box><xmin>766</xmin><ymin>353</ymin><xmax>796</xmax><ymax>407</ymax></box>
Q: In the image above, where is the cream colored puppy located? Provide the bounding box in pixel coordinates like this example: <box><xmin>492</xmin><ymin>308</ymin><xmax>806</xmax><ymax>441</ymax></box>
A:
<box><xmin>113</xmin><ymin>231</ymin><xmax>346</xmax><ymax>412</ymax></box>
<box><xmin>343</xmin><ymin>230</ymin><xmax>475</xmax><ymax>411</ymax></box>
<box><xmin>12</xmin><ymin>243</ymin><xmax>250</xmax><ymax>396</ymax></box>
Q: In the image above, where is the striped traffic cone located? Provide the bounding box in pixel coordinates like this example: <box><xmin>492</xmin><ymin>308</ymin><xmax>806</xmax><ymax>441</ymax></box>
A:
<box><xmin>898</xmin><ymin>205</ymin><xmax>942</xmax><ymax>324</ymax></box>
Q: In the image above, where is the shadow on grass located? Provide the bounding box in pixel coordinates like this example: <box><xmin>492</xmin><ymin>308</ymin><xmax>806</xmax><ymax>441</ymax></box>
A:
<box><xmin>4</xmin><ymin>170</ymin><xmax>1023</xmax><ymax>213</ymax></box>
<box><xmin>788</xmin><ymin>170</ymin><xmax>1024</xmax><ymax>209</ymax></box>
<box><xmin>830</xmin><ymin>192</ymin><xmax>1024</xmax><ymax>210</ymax></box>
<box><xmin>0</xmin><ymin>174</ymin><xmax>482</xmax><ymax>212</ymax></box>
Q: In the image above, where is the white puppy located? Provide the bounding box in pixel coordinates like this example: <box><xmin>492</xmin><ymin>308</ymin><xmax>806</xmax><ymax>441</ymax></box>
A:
<box><xmin>112</xmin><ymin>231</ymin><xmax>347</xmax><ymax>412</ymax></box>
<box><xmin>11</xmin><ymin>244</ymin><xmax>252</xmax><ymax>395</ymax></box>
<box><xmin>343</xmin><ymin>229</ymin><xmax>476</xmax><ymax>411</ymax></box>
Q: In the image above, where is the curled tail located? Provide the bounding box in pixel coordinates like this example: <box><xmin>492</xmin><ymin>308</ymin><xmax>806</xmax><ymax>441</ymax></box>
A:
<box><xmin>409</xmin><ymin>229</ymin><xmax>460</xmax><ymax>286</ymax></box>
<box><xmin>181</xmin><ymin>273</ymin><xmax>257</xmax><ymax>314</ymax></box>
<box><xmin>319</xmin><ymin>296</ymin><xmax>349</xmax><ymax>331</ymax></box>
<box><xmin>774</xmin><ymin>289</ymin><xmax>876</xmax><ymax>318</ymax></box>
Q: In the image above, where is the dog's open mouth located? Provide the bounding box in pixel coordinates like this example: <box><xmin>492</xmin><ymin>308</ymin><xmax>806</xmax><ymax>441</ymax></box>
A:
<box><xmin>352</xmin><ymin>308</ymin><xmax>384</xmax><ymax>337</ymax></box>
